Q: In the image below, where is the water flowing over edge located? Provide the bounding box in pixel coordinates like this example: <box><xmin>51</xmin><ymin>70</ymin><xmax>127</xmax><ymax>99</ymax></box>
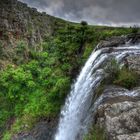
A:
<box><xmin>54</xmin><ymin>44</ymin><xmax>140</xmax><ymax>140</ymax></box>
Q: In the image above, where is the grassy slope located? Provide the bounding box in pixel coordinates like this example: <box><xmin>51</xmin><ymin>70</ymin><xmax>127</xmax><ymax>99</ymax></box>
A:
<box><xmin>0</xmin><ymin>20</ymin><xmax>134</xmax><ymax>139</ymax></box>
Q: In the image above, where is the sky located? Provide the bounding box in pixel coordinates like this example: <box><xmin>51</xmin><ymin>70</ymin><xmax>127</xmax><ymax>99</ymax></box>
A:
<box><xmin>19</xmin><ymin>0</ymin><xmax>140</xmax><ymax>26</ymax></box>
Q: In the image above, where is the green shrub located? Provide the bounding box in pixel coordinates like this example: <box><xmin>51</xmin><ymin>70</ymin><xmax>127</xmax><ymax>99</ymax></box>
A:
<box><xmin>16</xmin><ymin>41</ymin><xmax>27</xmax><ymax>53</ymax></box>
<box><xmin>84</xmin><ymin>125</ymin><xmax>106</xmax><ymax>140</ymax></box>
<box><xmin>131</xmin><ymin>25</ymin><xmax>139</xmax><ymax>34</ymax></box>
<box><xmin>0</xmin><ymin>41</ymin><xmax>3</xmax><ymax>56</ymax></box>
<box><xmin>81</xmin><ymin>21</ymin><xmax>88</xmax><ymax>26</ymax></box>
<box><xmin>113</xmin><ymin>68</ymin><xmax>139</xmax><ymax>89</ymax></box>
<box><xmin>2</xmin><ymin>131</ymin><xmax>11</xmax><ymax>140</ymax></box>
<box><xmin>105</xmin><ymin>58</ymin><xmax>120</xmax><ymax>83</ymax></box>
<box><xmin>105</xmin><ymin>59</ymin><xmax>139</xmax><ymax>89</ymax></box>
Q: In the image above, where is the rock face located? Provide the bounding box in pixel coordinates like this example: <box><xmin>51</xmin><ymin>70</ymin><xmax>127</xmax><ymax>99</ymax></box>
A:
<box><xmin>95</xmin><ymin>86</ymin><xmax>140</xmax><ymax>140</ymax></box>
<box><xmin>97</xmin><ymin>36</ymin><xmax>126</xmax><ymax>49</ymax></box>
<box><xmin>94</xmin><ymin>34</ymin><xmax>140</xmax><ymax>140</ymax></box>
<box><xmin>127</xmin><ymin>55</ymin><xmax>140</xmax><ymax>74</ymax></box>
<box><xmin>0</xmin><ymin>0</ymin><xmax>63</xmax><ymax>47</ymax></box>
<box><xmin>97</xmin><ymin>33</ymin><xmax>140</xmax><ymax>50</ymax></box>
<box><xmin>12</xmin><ymin>118</ymin><xmax>58</xmax><ymax>140</ymax></box>
<box><xmin>0</xmin><ymin>0</ymin><xmax>66</xmax><ymax>69</ymax></box>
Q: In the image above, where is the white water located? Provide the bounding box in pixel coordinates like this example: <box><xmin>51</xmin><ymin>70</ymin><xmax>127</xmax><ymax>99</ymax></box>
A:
<box><xmin>55</xmin><ymin>44</ymin><xmax>140</xmax><ymax>140</ymax></box>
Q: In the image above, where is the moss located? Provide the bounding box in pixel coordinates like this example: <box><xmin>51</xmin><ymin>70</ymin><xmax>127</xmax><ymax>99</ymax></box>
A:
<box><xmin>95</xmin><ymin>83</ymin><xmax>106</xmax><ymax>99</ymax></box>
<box><xmin>2</xmin><ymin>132</ymin><xmax>11</xmax><ymax>140</ymax></box>
<box><xmin>95</xmin><ymin>59</ymin><xmax>140</xmax><ymax>101</ymax></box>
<box><xmin>84</xmin><ymin>125</ymin><xmax>106</xmax><ymax>140</ymax></box>
<box><xmin>113</xmin><ymin>68</ymin><xmax>140</xmax><ymax>89</ymax></box>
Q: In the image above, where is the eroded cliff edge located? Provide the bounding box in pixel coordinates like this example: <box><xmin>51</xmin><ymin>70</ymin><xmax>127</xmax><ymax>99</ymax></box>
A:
<box><xmin>92</xmin><ymin>36</ymin><xmax>140</xmax><ymax>140</ymax></box>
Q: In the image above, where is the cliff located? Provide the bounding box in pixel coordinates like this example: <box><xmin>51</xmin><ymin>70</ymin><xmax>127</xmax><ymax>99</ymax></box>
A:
<box><xmin>86</xmin><ymin>36</ymin><xmax>140</xmax><ymax>140</ymax></box>
<box><xmin>0</xmin><ymin>0</ymin><xmax>67</xmax><ymax>69</ymax></box>
<box><xmin>0</xmin><ymin>0</ymin><xmax>65</xmax><ymax>46</ymax></box>
<box><xmin>0</xmin><ymin>0</ymin><xmax>139</xmax><ymax>140</ymax></box>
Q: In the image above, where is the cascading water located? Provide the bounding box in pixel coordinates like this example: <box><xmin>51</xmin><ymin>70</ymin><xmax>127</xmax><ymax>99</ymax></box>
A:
<box><xmin>54</xmin><ymin>44</ymin><xmax>140</xmax><ymax>140</ymax></box>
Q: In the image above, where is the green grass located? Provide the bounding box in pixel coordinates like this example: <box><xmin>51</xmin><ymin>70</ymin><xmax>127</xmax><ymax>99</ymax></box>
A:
<box><xmin>105</xmin><ymin>59</ymin><xmax>140</xmax><ymax>89</ymax></box>
<box><xmin>84</xmin><ymin>125</ymin><xmax>106</xmax><ymax>140</ymax></box>
<box><xmin>94</xmin><ymin>58</ymin><xmax>140</xmax><ymax>109</ymax></box>
<box><xmin>113</xmin><ymin>67</ymin><xmax>139</xmax><ymax>89</ymax></box>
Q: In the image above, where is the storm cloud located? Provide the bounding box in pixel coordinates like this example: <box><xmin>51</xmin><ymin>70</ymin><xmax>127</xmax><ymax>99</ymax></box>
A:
<box><xmin>19</xmin><ymin>0</ymin><xmax>140</xmax><ymax>26</ymax></box>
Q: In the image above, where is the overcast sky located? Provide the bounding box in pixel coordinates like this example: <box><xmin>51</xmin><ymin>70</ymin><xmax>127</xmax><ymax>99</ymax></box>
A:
<box><xmin>19</xmin><ymin>0</ymin><xmax>140</xmax><ymax>26</ymax></box>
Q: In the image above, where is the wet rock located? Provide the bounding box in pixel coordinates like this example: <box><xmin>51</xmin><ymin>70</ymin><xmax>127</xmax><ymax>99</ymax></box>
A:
<box><xmin>12</xmin><ymin>118</ymin><xmax>58</xmax><ymax>140</ymax></box>
<box><xmin>97</xmin><ymin>36</ymin><xmax>126</xmax><ymax>49</ymax></box>
<box><xmin>127</xmin><ymin>33</ymin><xmax>140</xmax><ymax>44</ymax></box>
<box><xmin>126</xmin><ymin>55</ymin><xmax>140</xmax><ymax>74</ymax></box>
<box><xmin>97</xmin><ymin>34</ymin><xmax>140</xmax><ymax>50</ymax></box>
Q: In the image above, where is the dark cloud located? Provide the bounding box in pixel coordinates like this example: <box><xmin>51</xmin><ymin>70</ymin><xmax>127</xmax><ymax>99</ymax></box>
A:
<box><xmin>19</xmin><ymin>0</ymin><xmax>140</xmax><ymax>26</ymax></box>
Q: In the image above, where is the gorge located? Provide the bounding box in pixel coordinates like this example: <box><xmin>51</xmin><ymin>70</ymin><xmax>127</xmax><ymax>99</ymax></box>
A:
<box><xmin>0</xmin><ymin>0</ymin><xmax>140</xmax><ymax>140</ymax></box>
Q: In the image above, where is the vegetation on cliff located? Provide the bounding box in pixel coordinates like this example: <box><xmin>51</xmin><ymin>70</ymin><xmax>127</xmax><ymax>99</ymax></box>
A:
<box><xmin>0</xmin><ymin>23</ymin><xmax>135</xmax><ymax>139</ymax></box>
<box><xmin>0</xmin><ymin>1</ymin><xmax>138</xmax><ymax>139</ymax></box>
<box><xmin>84</xmin><ymin>58</ymin><xmax>140</xmax><ymax>140</ymax></box>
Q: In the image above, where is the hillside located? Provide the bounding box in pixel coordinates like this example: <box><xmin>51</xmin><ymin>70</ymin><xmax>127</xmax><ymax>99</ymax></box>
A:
<box><xmin>0</xmin><ymin>0</ymin><xmax>138</xmax><ymax>140</ymax></box>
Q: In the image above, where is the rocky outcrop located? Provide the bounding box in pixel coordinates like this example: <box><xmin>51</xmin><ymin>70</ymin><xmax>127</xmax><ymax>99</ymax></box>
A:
<box><xmin>0</xmin><ymin>0</ymin><xmax>65</xmax><ymax>47</ymax></box>
<box><xmin>0</xmin><ymin>0</ymin><xmax>66</xmax><ymax>69</ymax></box>
<box><xmin>12</xmin><ymin>118</ymin><xmax>58</xmax><ymax>140</ymax></box>
<box><xmin>95</xmin><ymin>86</ymin><xmax>140</xmax><ymax>140</ymax></box>
<box><xmin>97</xmin><ymin>33</ymin><xmax>140</xmax><ymax>50</ymax></box>
<box><xmin>93</xmin><ymin>34</ymin><xmax>140</xmax><ymax>140</ymax></box>
<box><xmin>127</xmin><ymin>55</ymin><xmax>140</xmax><ymax>74</ymax></box>
<box><xmin>97</xmin><ymin>36</ymin><xmax>126</xmax><ymax>49</ymax></box>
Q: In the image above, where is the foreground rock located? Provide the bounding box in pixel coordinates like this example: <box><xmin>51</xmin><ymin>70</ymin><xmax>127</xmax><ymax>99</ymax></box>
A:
<box><xmin>95</xmin><ymin>86</ymin><xmax>140</xmax><ymax>140</ymax></box>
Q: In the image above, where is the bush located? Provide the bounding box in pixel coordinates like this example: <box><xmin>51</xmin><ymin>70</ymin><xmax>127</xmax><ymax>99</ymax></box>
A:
<box><xmin>16</xmin><ymin>41</ymin><xmax>27</xmax><ymax>53</ymax></box>
<box><xmin>84</xmin><ymin>125</ymin><xmax>106</xmax><ymax>140</ymax></box>
<box><xmin>0</xmin><ymin>41</ymin><xmax>3</xmax><ymax>56</ymax></box>
<box><xmin>104</xmin><ymin>59</ymin><xmax>139</xmax><ymax>89</ymax></box>
<box><xmin>113</xmin><ymin>68</ymin><xmax>139</xmax><ymax>89</ymax></box>
<box><xmin>105</xmin><ymin>59</ymin><xmax>120</xmax><ymax>82</ymax></box>
<box><xmin>81</xmin><ymin>21</ymin><xmax>88</xmax><ymax>26</ymax></box>
<box><xmin>131</xmin><ymin>25</ymin><xmax>139</xmax><ymax>34</ymax></box>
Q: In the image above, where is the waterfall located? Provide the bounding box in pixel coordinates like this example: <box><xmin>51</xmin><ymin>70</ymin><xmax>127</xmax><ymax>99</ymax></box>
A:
<box><xmin>54</xmin><ymin>44</ymin><xmax>140</xmax><ymax>140</ymax></box>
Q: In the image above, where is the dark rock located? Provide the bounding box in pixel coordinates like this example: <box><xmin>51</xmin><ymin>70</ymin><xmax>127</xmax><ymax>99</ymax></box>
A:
<box><xmin>97</xmin><ymin>36</ymin><xmax>126</xmax><ymax>49</ymax></box>
<box><xmin>97</xmin><ymin>34</ymin><xmax>140</xmax><ymax>50</ymax></box>
<box><xmin>127</xmin><ymin>33</ymin><xmax>140</xmax><ymax>44</ymax></box>
<box><xmin>12</xmin><ymin>118</ymin><xmax>58</xmax><ymax>140</ymax></box>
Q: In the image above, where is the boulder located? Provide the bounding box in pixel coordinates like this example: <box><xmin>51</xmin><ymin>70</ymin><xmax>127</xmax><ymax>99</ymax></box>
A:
<box><xmin>97</xmin><ymin>36</ymin><xmax>126</xmax><ymax>49</ymax></box>
<box><xmin>126</xmin><ymin>55</ymin><xmax>140</xmax><ymax>74</ymax></box>
<box><xmin>96</xmin><ymin>86</ymin><xmax>140</xmax><ymax>140</ymax></box>
<box><xmin>97</xmin><ymin>34</ymin><xmax>140</xmax><ymax>50</ymax></box>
